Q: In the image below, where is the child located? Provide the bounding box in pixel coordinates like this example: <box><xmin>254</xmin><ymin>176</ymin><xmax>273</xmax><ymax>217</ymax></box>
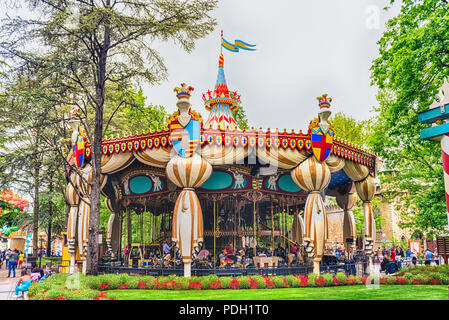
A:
<box><xmin>31</xmin><ymin>267</ymin><xmax>41</xmax><ymax>282</ymax></box>
<box><xmin>18</xmin><ymin>252</ymin><xmax>24</xmax><ymax>269</ymax></box>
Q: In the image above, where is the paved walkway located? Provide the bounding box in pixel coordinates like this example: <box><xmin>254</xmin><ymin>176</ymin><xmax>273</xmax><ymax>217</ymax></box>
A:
<box><xmin>0</xmin><ymin>266</ymin><xmax>27</xmax><ymax>300</ymax></box>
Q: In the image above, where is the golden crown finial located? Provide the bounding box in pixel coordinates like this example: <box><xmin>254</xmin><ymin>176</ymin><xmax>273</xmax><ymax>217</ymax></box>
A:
<box><xmin>173</xmin><ymin>83</ymin><xmax>194</xmax><ymax>98</ymax></box>
<box><xmin>317</xmin><ymin>93</ymin><xmax>332</xmax><ymax>109</ymax></box>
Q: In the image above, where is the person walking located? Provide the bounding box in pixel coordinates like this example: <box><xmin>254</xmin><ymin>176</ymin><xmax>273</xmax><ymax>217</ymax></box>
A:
<box><xmin>432</xmin><ymin>249</ymin><xmax>440</xmax><ymax>265</ymax></box>
<box><xmin>18</xmin><ymin>251</ymin><xmax>24</xmax><ymax>269</ymax></box>
<box><xmin>5</xmin><ymin>249</ymin><xmax>11</xmax><ymax>270</ymax></box>
<box><xmin>8</xmin><ymin>249</ymin><xmax>19</xmax><ymax>278</ymax></box>
<box><xmin>424</xmin><ymin>248</ymin><xmax>432</xmax><ymax>265</ymax></box>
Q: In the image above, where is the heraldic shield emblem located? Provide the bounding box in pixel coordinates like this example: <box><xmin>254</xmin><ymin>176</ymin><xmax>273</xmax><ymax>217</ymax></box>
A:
<box><xmin>311</xmin><ymin>126</ymin><xmax>333</xmax><ymax>162</ymax></box>
<box><xmin>170</xmin><ymin>118</ymin><xmax>200</xmax><ymax>157</ymax></box>
<box><xmin>73</xmin><ymin>133</ymin><xmax>86</xmax><ymax>168</ymax></box>
<box><xmin>309</xmin><ymin>93</ymin><xmax>334</xmax><ymax>162</ymax></box>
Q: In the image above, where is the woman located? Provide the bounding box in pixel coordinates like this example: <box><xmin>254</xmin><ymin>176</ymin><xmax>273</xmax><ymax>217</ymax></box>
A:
<box><xmin>14</xmin><ymin>269</ymin><xmax>32</xmax><ymax>298</ymax></box>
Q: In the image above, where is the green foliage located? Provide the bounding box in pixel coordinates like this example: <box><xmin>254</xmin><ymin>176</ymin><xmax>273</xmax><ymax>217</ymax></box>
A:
<box><xmin>369</xmin><ymin>0</ymin><xmax>449</xmax><ymax>237</ymax></box>
<box><xmin>232</xmin><ymin>104</ymin><xmax>249</xmax><ymax>130</ymax></box>
<box><xmin>331</xmin><ymin>112</ymin><xmax>369</xmax><ymax>146</ymax></box>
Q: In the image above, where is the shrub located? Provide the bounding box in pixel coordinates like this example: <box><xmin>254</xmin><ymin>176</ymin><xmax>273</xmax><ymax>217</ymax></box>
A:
<box><xmin>251</xmin><ymin>276</ymin><xmax>267</xmax><ymax>289</ymax></box>
<box><xmin>219</xmin><ymin>277</ymin><xmax>232</xmax><ymax>288</ymax></box>
<box><xmin>335</xmin><ymin>272</ymin><xmax>347</xmax><ymax>285</ymax></box>
<box><xmin>236</xmin><ymin>276</ymin><xmax>250</xmax><ymax>289</ymax></box>
<box><xmin>271</xmin><ymin>276</ymin><xmax>287</xmax><ymax>288</ymax></box>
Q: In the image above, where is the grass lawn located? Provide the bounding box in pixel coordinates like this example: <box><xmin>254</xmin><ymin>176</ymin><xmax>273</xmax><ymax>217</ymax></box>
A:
<box><xmin>107</xmin><ymin>285</ymin><xmax>448</xmax><ymax>300</ymax></box>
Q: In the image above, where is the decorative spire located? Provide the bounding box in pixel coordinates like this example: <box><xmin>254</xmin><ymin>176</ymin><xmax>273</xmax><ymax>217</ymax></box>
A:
<box><xmin>218</xmin><ymin>53</ymin><xmax>224</xmax><ymax>68</ymax></box>
<box><xmin>202</xmin><ymin>54</ymin><xmax>240</xmax><ymax>112</ymax></box>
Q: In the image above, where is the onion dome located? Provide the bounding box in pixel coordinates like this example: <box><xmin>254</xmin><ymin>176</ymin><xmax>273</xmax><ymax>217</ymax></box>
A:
<box><xmin>202</xmin><ymin>54</ymin><xmax>240</xmax><ymax>130</ymax></box>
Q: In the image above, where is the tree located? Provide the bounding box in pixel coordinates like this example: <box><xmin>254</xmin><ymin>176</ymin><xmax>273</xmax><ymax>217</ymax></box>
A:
<box><xmin>369</xmin><ymin>0</ymin><xmax>448</xmax><ymax>237</ymax></box>
<box><xmin>330</xmin><ymin>112</ymin><xmax>384</xmax><ymax>238</ymax></box>
<box><xmin>1</xmin><ymin>0</ymin><xmax>218</xmax><ymax>275</ymax></box>
<box><xmin>331</xmin><ymin>112</ymin><xmax>369</xmax><ymax>146</ymax></box>
<box><xmin>232</xmin><ymin>103</ymin><xmax>249</xmax><ymax>130</ymax></box>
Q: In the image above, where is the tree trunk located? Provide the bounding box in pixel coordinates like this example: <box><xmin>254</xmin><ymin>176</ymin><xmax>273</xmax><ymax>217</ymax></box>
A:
<box><xmin>47</xmin><ymin>180</ymin><xmax>53</xmax><ymax>257</ymax></box>
<box><xmin>33</xmin><ymin>164</ymin><xmax>40</xmax><ymax>258</ymax></box>
<box><xmin>85</xmin><ymin>5</ymin><xmax>111</xmax><ymax>275</ymax></box>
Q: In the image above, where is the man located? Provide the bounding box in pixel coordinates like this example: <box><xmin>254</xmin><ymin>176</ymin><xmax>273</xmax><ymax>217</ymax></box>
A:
<box><xmin>8</xmin><ymin>249</ymin><xmax>19</xmax><ymax>278</ymax></box>
<box><xmin>5</xmin><ymin>249</ymin><xmax>11</xmax><ymax>270</ymax></box>
<box><xmin>424</xmin><ymin>248</ymin><xmax>432</xmax><ymax>265</ymax></box>
<box><xmin>163</xmin><ymin>240</ymin><xmax>171</xmax><ymax>256</ymax></box>
<box><xmin>405</xmin><ymin>247</ymin><xmax>413</xmax><ymax>259</ymax></box>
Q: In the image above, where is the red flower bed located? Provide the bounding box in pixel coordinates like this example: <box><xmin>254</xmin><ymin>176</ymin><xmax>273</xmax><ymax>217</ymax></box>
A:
<box><xmin>332</xmin><ymin>278</ymin><xmax>341</xmax><ymax>285</ymax></box>
<box><xmin>188</xmin><ymin>281</ymin><xmax>202</xmax><ymax>290</ymax></box>
<box><xmin>228</xmin><ymin>279</ymin><xmax>239</xmax><ymax>289</ymax></box>
<box><xmin>100</xmin><ymin>282</ymin><xmax>110</xmax><ymax>291</ymax></box>
<box><xmin>264</xmin><ymin>277</ymin><xmax>276</xmax><ymax>289</ymax></box>
<box><xmin>429</xmin><ymin>278</ymin><xmax>441</xmax><ymax>285</ymax></box>
<box><xmin>314</xmin><ymin>277</ymin><xmax>327</xmax><ymax>286</ymax></box>
<box><xmin>248</xmin><ymin>278</ymin><xmax>259</xmax><ymax>289</ymax></box>
<box><xmin>117</xmin><ymin>284</ymin><xmax>129</xmax><ymax>290</ymax></box>
<box><xmin>208</xmin><ymin>280</ymin><xmax>222</xmax><ymax>289</ymax></box>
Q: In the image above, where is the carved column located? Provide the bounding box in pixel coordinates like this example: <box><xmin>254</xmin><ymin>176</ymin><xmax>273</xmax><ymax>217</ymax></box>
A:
<box><xmin>291</xmin><ymin>156</ymin><xmax>331</xmax><ymax>274</ymax></box>
<box><xmin>166</xmin><ymin>153</ymin><xmax>212</xmax><ymax>277</ymax></box>
<box><xmin>355</xmin><ymin>175</ymin><xmax>376</xmax><ymax>255</ymax></box>
<box><xmin>335</xmin><ymin>183</ymin><xmax>357</xmax><ymax>255</ymax></box>
<box><xmin>65</xmin><ymin>179</ymin><xmax>79</xmax><ymax>274</ymax></box>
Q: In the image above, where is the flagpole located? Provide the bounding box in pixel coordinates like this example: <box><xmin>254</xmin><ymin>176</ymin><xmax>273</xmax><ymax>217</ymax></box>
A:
<box><xmin>220</xmin><ymin>30</ymin><xmax>223</xmax><ymax>55</ymax></box>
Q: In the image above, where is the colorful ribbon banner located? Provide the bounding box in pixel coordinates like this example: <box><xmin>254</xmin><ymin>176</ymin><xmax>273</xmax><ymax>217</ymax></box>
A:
<box><xmin>221</xmin><ymin>37</ymin><xmax>256</xmax><ymax>52</ymax></box>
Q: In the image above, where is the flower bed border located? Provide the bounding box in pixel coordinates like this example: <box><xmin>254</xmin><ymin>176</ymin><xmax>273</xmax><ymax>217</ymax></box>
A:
<box><xmin>27</xmin><ymin>265</ymin><xmax>448</xmax><ymax>300</ymax></box>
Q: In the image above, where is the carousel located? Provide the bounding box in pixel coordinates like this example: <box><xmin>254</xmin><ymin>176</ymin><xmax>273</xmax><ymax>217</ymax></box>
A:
<box><xmin>65</xmin><ymin>49</ymin><xmax>379</xmax><ymax>277</ymax></box>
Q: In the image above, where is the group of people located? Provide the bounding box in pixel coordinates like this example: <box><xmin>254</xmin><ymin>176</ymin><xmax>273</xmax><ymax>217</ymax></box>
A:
<box><xmin>13</xmin><ymin>267</ymin><xmax>48</xmax><ymax>298</ymax></box>
<box><xmin>0</xmin><ymin>248</ymin><xmax>25</xmax><ymax>277</ymax></box>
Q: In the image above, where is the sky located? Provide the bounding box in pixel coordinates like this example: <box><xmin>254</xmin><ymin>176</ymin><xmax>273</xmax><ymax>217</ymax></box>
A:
<box><xmin>0</xmin><ymin>0</ymin><xmax>401</xmax><ymax>131</ymax></box>
<box><xmin>140</xmin><ymin>0</ymin><xmax>401</xmax><ymax>131</ymax></box>
<box><xmin>0</xmin><ymin>0</ymin><xmax>402</xmax><ymax>202</ymax></box>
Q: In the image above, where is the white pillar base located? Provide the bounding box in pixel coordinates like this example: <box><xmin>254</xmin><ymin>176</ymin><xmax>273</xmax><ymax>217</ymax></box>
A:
<box><xmin>69</xmin><ymin>256</ymin><xmax>76</xmax><ymax>274</ymax></box>
<box><xmin>184</xmin><ymin>262</ymin><xmax>191</xmax><ymax>277</ymax></box>
<box><xmin>313</xmin><ymin>259</ymin><xmax>320</xmax><ymax>275</ymax></box>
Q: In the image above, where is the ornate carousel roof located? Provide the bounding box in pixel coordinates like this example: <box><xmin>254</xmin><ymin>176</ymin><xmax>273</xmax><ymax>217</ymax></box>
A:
<box><xmin>84</xmin><ymin>51</ymin><xmax>377</xmax><ymax>171</ymax></box>
<box><xmin>68</xmin><ymin>51</ymin><xmax>379</xmax><ymax>203</ymax></box>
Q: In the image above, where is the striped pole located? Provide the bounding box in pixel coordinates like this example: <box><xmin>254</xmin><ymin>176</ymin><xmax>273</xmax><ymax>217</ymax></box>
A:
<box><xmin>440</xmin><ymin>134</ymin><xmax>449</xmax><ymax>230</ymax></box>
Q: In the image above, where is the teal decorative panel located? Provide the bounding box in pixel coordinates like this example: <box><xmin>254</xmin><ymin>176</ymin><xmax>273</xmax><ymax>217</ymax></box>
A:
<box><xmin>129</xmin><ymin>176</ymin><xmax>152</xmax><ymax>194</ymax></box>
<box><xmin>200</xmin><ymin>171</ymin><xmax>233</xmax><ymax>190</ymax></box>
<box><xmin>278</xmin><ymin>174</ymin><xmax>301</xmax><ymax>193</ymax></box>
